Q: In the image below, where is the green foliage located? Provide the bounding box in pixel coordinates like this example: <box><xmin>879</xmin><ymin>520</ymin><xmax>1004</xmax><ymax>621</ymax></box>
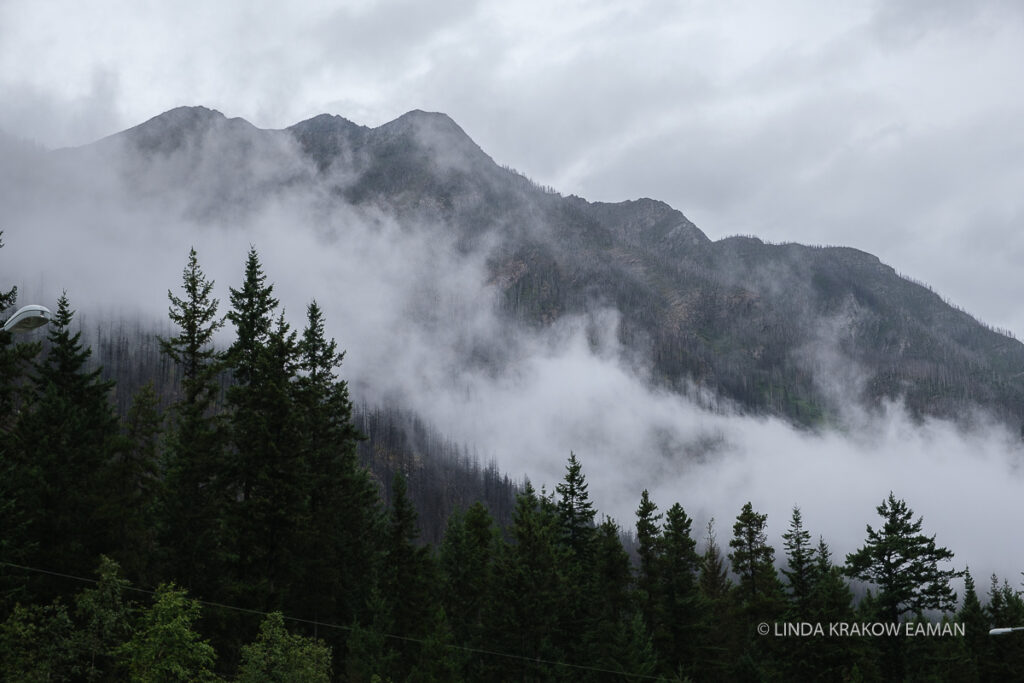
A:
<box><xmin>159</xmin><ymin>248</ymin><xmax>227</xmax><ymax>598</ymax></box>
<box><xmin>729</xmin><ymin>502</ymin><xmax>783</xmax><ymax>613</ymax></box>
<box><xmin>781</xmin><ymin>506</ymin><xmax>815</xmax><ymax>618</ymax></box>
<box><xmin>236</xmin><ymin>612</ymin><xmax>331</xmax><ymax>683</ymax></box>
<box><xmin>13</xmin><ymin>293</ymin><xmax>119</xmax><ymax>591</ymax></box>
<box><xmin>117</xmin><ymin>584</ymin><xmax>218</xmax><ymax>683</ymax></box>
<box><xmin>0</xmin><ymin>600</ymin><xmax>77</xmax><ymax>681</ymax></box>
<box><xmin>72</xmin><ymin>556</ymin><xmax>135</xmax><ymax>681</ymax></box>
<box><xmin>844</xmin><ymin>493</ymin><xmax>961</xmax><ymax>623</ymax></box>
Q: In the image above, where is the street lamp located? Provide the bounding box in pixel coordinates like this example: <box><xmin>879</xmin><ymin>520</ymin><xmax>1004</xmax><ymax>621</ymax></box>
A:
<box><xmin>2</xmin><ymin>305</ymin><xmax>52</xmax><ymax>334</ymax></box>
<box><xmin>989</xmin><ymin>627</ymin><xmax>1024</xmax><ymax>635</ymax></box>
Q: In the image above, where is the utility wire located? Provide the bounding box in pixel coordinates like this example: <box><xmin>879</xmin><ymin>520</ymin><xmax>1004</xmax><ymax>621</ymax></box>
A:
<box><xmin>1</xmin><ymin>560</ymin><xmax>664</xmax><ymax>681</ymax></box>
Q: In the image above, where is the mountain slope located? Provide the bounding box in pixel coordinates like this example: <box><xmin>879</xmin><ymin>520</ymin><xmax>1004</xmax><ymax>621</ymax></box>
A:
<box><xmin>72</xmin><ymin>106</ymin><xmax>1024</xmax><ymax>430</ymax></box>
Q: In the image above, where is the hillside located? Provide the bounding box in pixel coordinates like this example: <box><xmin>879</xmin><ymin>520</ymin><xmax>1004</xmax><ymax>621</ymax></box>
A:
<box><xmin>69</xmin><ymin>106</ymin><xmax>1024</xmax><ymax>431</ymax></box>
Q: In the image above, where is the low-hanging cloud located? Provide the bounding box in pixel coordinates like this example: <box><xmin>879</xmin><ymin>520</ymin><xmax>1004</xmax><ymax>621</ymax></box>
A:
<box><xmin>2</xmin><ymin>123</ymin><xmax>1023</xmax><ymax>593</ymax></box>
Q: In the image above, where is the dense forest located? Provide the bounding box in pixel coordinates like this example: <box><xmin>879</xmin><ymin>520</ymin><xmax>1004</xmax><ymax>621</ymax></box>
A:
<box><xmin>3</xmin><ymin>237</ymin><xmax>1024</xmax><ymax>681</ymax></box>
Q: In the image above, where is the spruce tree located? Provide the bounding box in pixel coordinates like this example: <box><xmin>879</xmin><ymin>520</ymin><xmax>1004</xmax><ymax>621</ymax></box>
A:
<box><xmin>729</xmin><ymin>502</ymin><xmax>784</xmax><ymax>614</ymax></box>
<box><xmin>781</xmin><ymin>505</ymin><xmax>815</xmax><ymax>618</ymax></box>
<box><xmin>657</xmin><ymin>502</ymin><xmax>703</xmax><ymax>676</ymax></box>
<box><xmin>222</xmin><ymin>249</ymin><xmax>305</xmax><ymax>614</ymax></box>
<box><xmin>158</xmin><ymin>247</ymin><xmax>225</xmax><ymax>595</ymax></box>
<box><xmin>555</xmin><ymin>452</ymin><xmax>596</xmax><ymax>558</ymax></box>
<box><xmin>634</xmin><ymin>489</ymin><xmax>662</xmax><ymax>633</ymax></box>
<box><xmin>293</xmin><ymin>300</ymin><xmax>378</xmax><ymax>630</ymax></box>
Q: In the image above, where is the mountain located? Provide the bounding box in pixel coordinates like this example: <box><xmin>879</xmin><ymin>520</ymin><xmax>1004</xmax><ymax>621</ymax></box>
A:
<box><xmin>68</xmin><ymin>106</ymin><xmax>1024</xmax><ymax>431</ymax></box>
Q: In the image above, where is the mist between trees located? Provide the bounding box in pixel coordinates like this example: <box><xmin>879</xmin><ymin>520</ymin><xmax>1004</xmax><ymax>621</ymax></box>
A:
<box><xmin>3</xmin><ymin>238</ymin><xmax>1024</xmax><ymax>681</ymax></box>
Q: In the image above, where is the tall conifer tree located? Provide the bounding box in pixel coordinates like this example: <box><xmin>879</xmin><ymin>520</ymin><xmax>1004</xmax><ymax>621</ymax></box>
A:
<box><xmin>158</xmin><ymin>247</ymin><xmax>225</xmax><ymax>594</ymax></box>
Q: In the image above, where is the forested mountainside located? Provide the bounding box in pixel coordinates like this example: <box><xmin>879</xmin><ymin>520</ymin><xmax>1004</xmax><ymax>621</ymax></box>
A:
<box><xmin>77</xmin><ymin>105</ymin><xmax>1024</xmax><ymax>430</ymax></box>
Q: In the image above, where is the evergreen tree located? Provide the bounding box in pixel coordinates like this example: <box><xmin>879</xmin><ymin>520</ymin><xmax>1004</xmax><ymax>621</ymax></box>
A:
<box><xmin>953</xmin><ymin>569</ymin><xmax>986</xmax><ymax>682</ymax></box>
<box><xmin>487</xmin><ymin>482</ymin><xmax>568</xmax><ymax>680</ymax></box>
<box><xmin>553</xmin><ymin>452</ymin><xmax>597</xmax><ymax>665</ymax></box>
<box><xmin>634</xmin><ymin>489</ymin><xmax>662</xmax><ymax>633</ymax></box>
<box><xmin>844</xmin><ymin>493</ymin><xmax>961</xmax><ymax>681</ymax></box>
<box><xmin>293</xmin><ymin>300</ymin><xmax>379</xmax><ymax>631</ymax></box>
<box><xmin>439</xmin><ymin>502</ymin><xmax>497</xmax><ymax>653</ymax></box>
<box><xmin>844</xmin><ymin>493</ymin><xmax>960</xmax><ymax>622</ymax></box>
<box><xmin>697</xmin><ymin>518</ymin><xmax>735</xmax><ymax>682</ymax></box>
<box><xmin>780</xmin><ymin>505</ymin><xmax>815</xmax><ymax>618</ymax></box>
<box><xmin>104</xmin><ymin>383</ymin><xmax>163</xmax><ymax>584</ymax></box>
<box><xmin>380</xmin><ymin>472</ymin><xmax>438</xmax><ymax>679</ymax></box>
<box><xmin>584</xmin><ymin>516</ymin><xmax>646</xmax><ymax>680</ymax></box>
<box><xmin>728</xmin><ymin>502</ymin><xmax>784</xmax><ymax>678</ymax></box>
<box><xmin>983</xmin><ymin>575</ymin><xmax>1024</xmax><ymax>680</ymax></box>
<box><xmin>555</xmin><ymin>451</ymin><xmax>596</xmax><ymax>558</ymax></box>
<box><xmin>657</xmin><ymin>502</ymin><xmax>703</xmax><ymax>676</ymax></box>
<box><xmin>226</xmin><ymin>247</ymin><xmax>278</xmax><ymax>386</ymax></box>
<box><xmin>221</xmin><ymin>250</ymin><xmax>305</xmax><ymax>614</ymax></box>
<box><xmin>728</xmin><ymin>502</ymin><xmax>783</xmax><ymax>613</ymax></box>
<box><xmin>158</xmin><ymin>247</ymin><xmax>226</xmax><ymax>595</ymax></box>
<box><xmin>13</xmin><ymin>293</ymin><xmax>119</xmax><ymax>591</ymax></box>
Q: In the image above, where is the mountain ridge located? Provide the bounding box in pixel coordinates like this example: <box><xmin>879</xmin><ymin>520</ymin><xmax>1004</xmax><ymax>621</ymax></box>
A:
<box><xmin>65</xmin><ymin>106</ymin><xmax>1024</xmax><ymax>431</ymax></box>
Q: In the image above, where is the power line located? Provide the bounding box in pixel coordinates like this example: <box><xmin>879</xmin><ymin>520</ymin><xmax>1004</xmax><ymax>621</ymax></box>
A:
<box><xmin>1</xmin><ymin>560</ymin><xmax>664</xmax><ymax>680</ymax></box>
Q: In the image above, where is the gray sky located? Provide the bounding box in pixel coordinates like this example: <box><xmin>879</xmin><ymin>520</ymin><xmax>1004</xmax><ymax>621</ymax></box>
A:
<box><xmin>3</xmin><ymin>1</ymin><xmax>1024</xmax><ymax>580</ymax></box>
<box><xmin>2</xmin><ymin>0</ymin><xmax>1024</xmax><ymax>335</ymax></box>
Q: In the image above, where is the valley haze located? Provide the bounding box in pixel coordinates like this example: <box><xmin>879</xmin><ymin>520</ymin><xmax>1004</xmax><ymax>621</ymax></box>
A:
<box><xmin>1</xmin><ymin>105</ymin><xmax>1022</xmax><ymax>593</ymax></box>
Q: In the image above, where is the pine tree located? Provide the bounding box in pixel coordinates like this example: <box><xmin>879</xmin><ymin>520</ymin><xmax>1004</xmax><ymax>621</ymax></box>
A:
<box><xmin>844</xmin><ymin>493</ymin><xmax>961</xmax><ymax>622</ymax></box>
<box><xmin>844</xmin><ymin>493</ymin><xmax>961</xmax><ymax>681</ymax></box>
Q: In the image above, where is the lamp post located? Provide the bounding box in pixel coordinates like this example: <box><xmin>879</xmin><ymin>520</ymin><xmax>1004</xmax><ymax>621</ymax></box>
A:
<box><xmin>2</xmin><ymin>305</ymin><xmax>52</xmax><ymax>334</ymax></box>
<box><xmin>989</xmin><ymin>627</ymin><xmax>1024</xmax><ymax>635</ymax></box>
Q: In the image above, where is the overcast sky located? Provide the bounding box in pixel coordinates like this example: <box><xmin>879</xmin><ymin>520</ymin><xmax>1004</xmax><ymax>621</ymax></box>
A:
<box><xmin>3</xmin><ymin>0</ymin><xmax>1024</xmax><ymax>334</ymax></box>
